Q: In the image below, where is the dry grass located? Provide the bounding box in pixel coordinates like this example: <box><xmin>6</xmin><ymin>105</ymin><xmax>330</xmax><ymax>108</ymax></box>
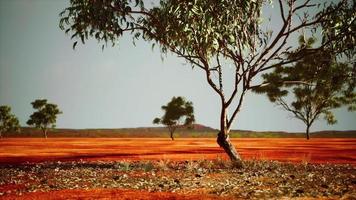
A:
<box><xmin>0</xmin><ymin>159</ymin><xmax>355</xmax><ymax>199</ymax></box>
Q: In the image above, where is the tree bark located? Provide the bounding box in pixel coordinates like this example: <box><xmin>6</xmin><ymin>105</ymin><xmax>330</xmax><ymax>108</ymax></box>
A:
<box><xmin>217</xmin><ymin>131</ymin><xmax>243</xmax><ymax>167</ymax></box>
<box><xmin>170</xmin><ymin>131</ymin><xmax>174</xmax><ymax>140</ymax></box>
<box><xmin>216</xmin><ymin>106</ymin><xmax>243</xmax><ymax>167</ymax></box>
<box><xmin>306</xmin><ymin>125</ymin><xmax>310</xmax><ymax>140</ymax></box>
<box><xmin>168</xmin><ymin>126</ymin><xmax>175</xmax><ymax>140</ymax></box>
<box><xmin>43</xmin><ymin>128</ymin><xmax>48</xmax><ymax>139</ymax></box>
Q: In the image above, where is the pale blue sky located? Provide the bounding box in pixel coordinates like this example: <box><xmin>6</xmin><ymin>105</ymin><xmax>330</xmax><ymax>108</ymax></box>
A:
<box><xmin>0</xmin><ymin>0</ymin><xmax>355</xmax><ymax>132</ymax></box>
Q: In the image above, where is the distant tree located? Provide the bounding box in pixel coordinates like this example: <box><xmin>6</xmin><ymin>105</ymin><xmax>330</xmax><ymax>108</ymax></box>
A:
<box><xmin>254</xmin><ymin>37</ymin><xmax>355</xmax><ymax>140</ymax></box>
<box><xmin>0</xmin><ymin>105</ymin><xmax>20</xmax><ymax>138</ymax></box>
<box><xmin>60</xmin><ymin>0</ymin><xmax>354</xmax><ymax>164</ymax></box>
<box><xmin>153</xmin><ymin>97</ymin><xmax>195</xmax><ymax>140</ymax></box>
<box><xmin>27</xmin><ymin>99</ymin><xmax>62</xmax><ymax>138</ymax></box>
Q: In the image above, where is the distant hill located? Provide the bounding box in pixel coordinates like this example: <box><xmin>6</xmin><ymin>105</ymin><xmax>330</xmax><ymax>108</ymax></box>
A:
<box><xmin>3</xmin><ymin>124</ymin><xmax>356</xmax><ymax>138</ymax></box>
<box><xmin>229</xmin><ymin>130</ymin><xmax>356</xmax><ymax>138</ymax></box>
<box><xmin>133</xmin><ymin>123</ymin><xmax>216</xmax><ymax>131</ymax></box>
<box><xmin>190</xmin><ymin>124</ymin><xmax>217</xmax><ymax>131</ymax></box>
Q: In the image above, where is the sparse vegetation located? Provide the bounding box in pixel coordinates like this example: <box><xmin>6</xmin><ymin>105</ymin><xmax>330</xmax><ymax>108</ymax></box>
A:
<box><xmin>27</xmin><ymin>99</ymin><xmax>62</xmax><ymax>138</ymax></box>
<box><xmin>0</xmin><ymin>105</ymin><xmax>20</xmax><ymax>139</ymax></box>
<box><xmin>0</xmin><ymin>159</ymin><xmax>354</xmax><ymax>199</ymax></box>
<box><xmin>153</xmin><ymin>96</ymin><xmax>195</xmax><ymax>140</ymax></box>
<box><xmin>0</xmin><ymin>0</ymin><xmax>355</xmax><ymax>199</ymax></box>
<box><xmin>254</xmin><ymin>38</ymin><xmax>355</xmax><ymax>140</ymax></box>
<box><xmin>6</xmin><ymin>127</ymin><xmax>356</xmax><ymax>138</ymax></box>
<box><xmin>60</xmin><ymin>0</ymin><xmax>355</xmax><ymax>162</ymax></box>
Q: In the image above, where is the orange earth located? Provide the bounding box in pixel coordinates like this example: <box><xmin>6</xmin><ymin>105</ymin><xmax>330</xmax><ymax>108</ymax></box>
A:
<box><xmin>0</xmin><ymin>189</ymin><xmax>235</xmax><ymax>200</ymax></box>
<box><xmin>0</xmin><ymin>138</ymin><xmax>355</xmax><ymax>164</ymax></box>
<box><xmin>0</xmin><ymin>138</ymin><xmax>355</xmax><ymax>200</ymax></box>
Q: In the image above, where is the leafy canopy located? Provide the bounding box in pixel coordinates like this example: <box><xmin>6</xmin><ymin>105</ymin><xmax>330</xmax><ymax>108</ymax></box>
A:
<box><xmin>143</xmin><ymin>0</ymin><xmax>262</xmax><ymax>57</ymax></box>
<box><xmin>27</xmin><ymin>99</ymin><xmax>62</xmax><ymax>130</ymax></box>
<box><xmin>59</xmin><ymin>0</ymin><xmax>356</xmax><ymax>131</ymax></box>
<box><xmin>254</xmin><ymin>37</ymin><xmax>355</xmax><ymax>128</ymax></box>
<box><xmin>60</xmin><ymin>0</ymin><xmax>355</xmax><ymax>159</ymax></box>
<box><xmin>319</xmin><ymin>1</ymin><xmax>356</xmax><ymax>59</ymax></box>
<box><xmin>59</xmin><ymin>0</ymin><xmax>262</xmax><ymax>56</ymax></box>
<box><xmin>0</xmin><ymin>105</ymin><xmax>20</xmax><ymax>134</ymax></box>
<box><xmin>153</xmin><ymin>96</ymin><xmax>195</xmax><ymax>128</ymax></box>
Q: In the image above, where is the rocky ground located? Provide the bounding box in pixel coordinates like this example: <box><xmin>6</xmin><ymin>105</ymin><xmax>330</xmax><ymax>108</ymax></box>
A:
<box><xmin>0</xmin><ymin>159</ymin><xmax>355</xmax><ymax>199</ymax></box>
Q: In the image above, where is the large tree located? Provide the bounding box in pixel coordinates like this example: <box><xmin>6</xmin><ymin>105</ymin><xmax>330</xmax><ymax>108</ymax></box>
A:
<box><xmin>27</xmin><ymin>99</ymin><xmax>62</xmax><ymax>138</ymax></box>
<box><xmin>253</xmin><ymin>37</ymin><xmax>355</xmax><ymax>140</ymax></box>
<box><xmin>0</xmin><ymin>105</ymin><xmax>20</xmax><ymax>138</ymax></box>
<box><xmin>153</xmin><ymin>96</ymin><xmax>195</xmax><ymax>140</ymax></box>
<box><xmin>60</xmin><ymin>0</ymin><xmax>355</xmax><ymax>165</ymax></box>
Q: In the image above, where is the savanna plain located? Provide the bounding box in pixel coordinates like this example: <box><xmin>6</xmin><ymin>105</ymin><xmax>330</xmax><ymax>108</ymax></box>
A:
<box><xmin>0</xmin><ymin>136</ymin><xmax>355</xmax><ymax>199</ymax></box>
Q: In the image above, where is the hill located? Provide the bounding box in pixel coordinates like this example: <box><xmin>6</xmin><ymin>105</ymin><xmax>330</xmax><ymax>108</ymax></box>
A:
<box><xmin>2</xmin><ymin>124</ymin><xmax>355</xmax><ymax>138</ymax></box>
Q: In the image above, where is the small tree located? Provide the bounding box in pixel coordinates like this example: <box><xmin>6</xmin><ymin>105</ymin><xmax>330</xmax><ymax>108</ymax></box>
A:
<box><xmin>153</xmin><ymin>96</ymin><xmax>195</xmax><ymax>140</ymax></box>
<box><xmin>254</xmin><ymin>37</ymin><xmax>355</xmax><ymax>139</ymax></box>
<box><xmin>0</xmin><ymin>105</ymin><xmax>20</xmax><ymax>138</ymax></box>
<box><xmin>60</xmin><ymin>0</ymin><xmax>354</xmax><ymax>164</ymax></box>
<box><xmin>27</xmin><ymin>99</ymin><xmax>62</xmax><ymax>138</ymax></box>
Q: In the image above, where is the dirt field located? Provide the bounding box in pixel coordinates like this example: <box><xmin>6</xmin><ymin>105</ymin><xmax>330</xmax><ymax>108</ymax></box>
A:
<box><xmin>0</xmin><ymin>138</ymin><xmax>355</xmax><ymax>199</ymax></box>
<box><xmin>0</xmin><ymin>138</ymin><xmax>355</xmax><ymax>164</ymax></box>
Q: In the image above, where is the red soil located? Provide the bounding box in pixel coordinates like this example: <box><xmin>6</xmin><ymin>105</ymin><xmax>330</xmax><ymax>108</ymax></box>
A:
<box><xmin>0</xmin><ymin>138</ymin><xmax>355</xmax><ymax>164</ymax></box>
<box><xmin>0</xmin><ymin>188</ymin><xmax>232</xmax><ymax>200</ymax></box>
<box><xmin>1</xmin><ymin>138</ymin><xmax>355</xmax><ymax>199</ymax></box>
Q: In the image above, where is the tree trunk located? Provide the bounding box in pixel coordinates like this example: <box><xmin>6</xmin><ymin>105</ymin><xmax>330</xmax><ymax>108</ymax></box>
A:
<box><xmin>216</xmin><ymin>106</ymin><xmax>243</xmax><ymax>167</ymax></box>
<box><xmin>170</xmin><ymin>130</ymin><xmax>174</xmax><ymax>140</ymax></box>
<box><xmin>168</xmin><ymin>125</ymin><xmax>176</xmax><ymax>140</ymax></box>
<box><xmin>43</xmin><ymin>129</ymin><xmax>48</xmax><ymax>139</ymax></box>
<box><xmin>306</xmin><ymin>125</ymin><xmax>310</xmax><ymax>140</ymax></box>
<box><xmin>217</xmin><ymin>131</ymin><xmax>243</xmax><ymax>167</ymax></box>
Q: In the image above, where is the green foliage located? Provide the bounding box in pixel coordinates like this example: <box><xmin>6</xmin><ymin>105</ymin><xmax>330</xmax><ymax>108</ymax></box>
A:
<box><xmin>318</xmin><ymin>0</ymin><xmax>356</xmax><ymax>59</ymax></box>
<box><xmin>154</xmin><ymin>96</ymin><xmax>195</xmax><ymax>127</ymax></box>
<box><xmin>59</xmin><ymin>0</ymin><xmax>145</xmax><ymax>50</ymax></box>
<box><xmin>254</xmin><ymin>39</ymin><xmax>355</xmax><ymax>136</ymax></box>
<box><xmin>153</xmin><ymin>96</ymin><xmax>195</xmax><ymax>139</ymax></box>
<box><xmin>59</xmin><ymin>0</ymin><xmax>355</xmax><ymax>156</ymax></box>
<box><xmin>59</xmin><ymin>0</ymin><xmax>353</xmax><ymax>125</ymax></box>
<box><xmin>142</xmin><ymin>0</ymin><xmax>262</xmax><ymax>57</ymax></box>
<box><xmin>0</xmin><ymin>105</ymin><xmax>20</xmax><ymax>138</ymax></box>
<box><xmin>59</xmin><ymin>0</ymin><xmax>262</xmax><ymax>57</ymax></box>
<box><xmin>27</xmin><ymin>99</ymin><xmax>62</xmax><ymax>138</ymax></box>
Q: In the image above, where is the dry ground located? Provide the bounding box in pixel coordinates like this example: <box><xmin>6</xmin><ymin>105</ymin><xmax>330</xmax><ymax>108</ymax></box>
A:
<box><xmin>0</xmin><ymin>160</ymin><xmax>355</xmax><ymax>199</ymax></box>
<box><xmin>0</xmin><ymin>138</ymin><xmax>355</xmax><ymax>164</ymax></box>
<box><xmin>0</xmin><ymin>138</ymin><xmax>355</xmax><ymax>199</ymax></box>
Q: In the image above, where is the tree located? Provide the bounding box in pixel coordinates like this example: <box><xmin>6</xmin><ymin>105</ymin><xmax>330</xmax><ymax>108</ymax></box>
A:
<box><xmin>253</xmin><ymin>37</ymin><xmax>355</xmax><ymax>140</ymax></box>
<box><xmin>0</xmin><ymin>105</ymin><xmax>20</xmax><ymax>138</ymax></box>
<box><xmin>60</xmin><ymin>0</ymin><xmax>355</xmax><ymax>165</ymax></box>
<box><xmin>27</xmin><ymin>99</ymin><xmax>62</xmax><ymax>138</ymax></box>
<box><xmin>153</xmin><ymin>96</ymin><xmax>195</xmax><ymax>140</ymax></box>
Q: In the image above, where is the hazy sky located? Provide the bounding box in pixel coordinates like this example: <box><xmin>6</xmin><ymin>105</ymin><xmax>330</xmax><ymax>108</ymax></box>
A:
<box><xmin>0</xmin><ymin>0</ymin><xmax>355</xmax><ymax>132</ymax></box>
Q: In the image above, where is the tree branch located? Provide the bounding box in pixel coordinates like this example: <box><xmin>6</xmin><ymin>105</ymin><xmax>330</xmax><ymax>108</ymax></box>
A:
<box><xmin>251</xmin><ymin>0</ymin><xmax>293</xmax><ymax>70</ymax></box>
<box><xmin>277</xmin><ymin>97</ymin><xmax>307</xmax><ymax>124</ymax></box>
<box><xmin>216</xmin><ymin>54</ymin><xmax>224</xmax><ymax>92</ymax></box>
<box><xmin>278</xmin><ymin>0</ymin><xmax>286</xmax><ymax>23</ymax></box>
<box><xmin>293</xmin><ymin>0</ymin><xmax>316</xmax><ymax>13</ymax></box>
<box><xmin>227</xmin><ymin>89</ymin><xmax>247</xmax><ymax>131</ymax></box>
<box><xmin>201</xmin><ymin>58</ymin><xmax>225</xmax><ymax>101</ymax></box>
<box><xmin>248</xmin><ymin>80</ymin><xmax>313</xmax><ymax>90</ymax></box>
<box><xmin>282</xmin><ymin>2</ymin><xmax>344</xmax><ymax>37</ymax></box>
